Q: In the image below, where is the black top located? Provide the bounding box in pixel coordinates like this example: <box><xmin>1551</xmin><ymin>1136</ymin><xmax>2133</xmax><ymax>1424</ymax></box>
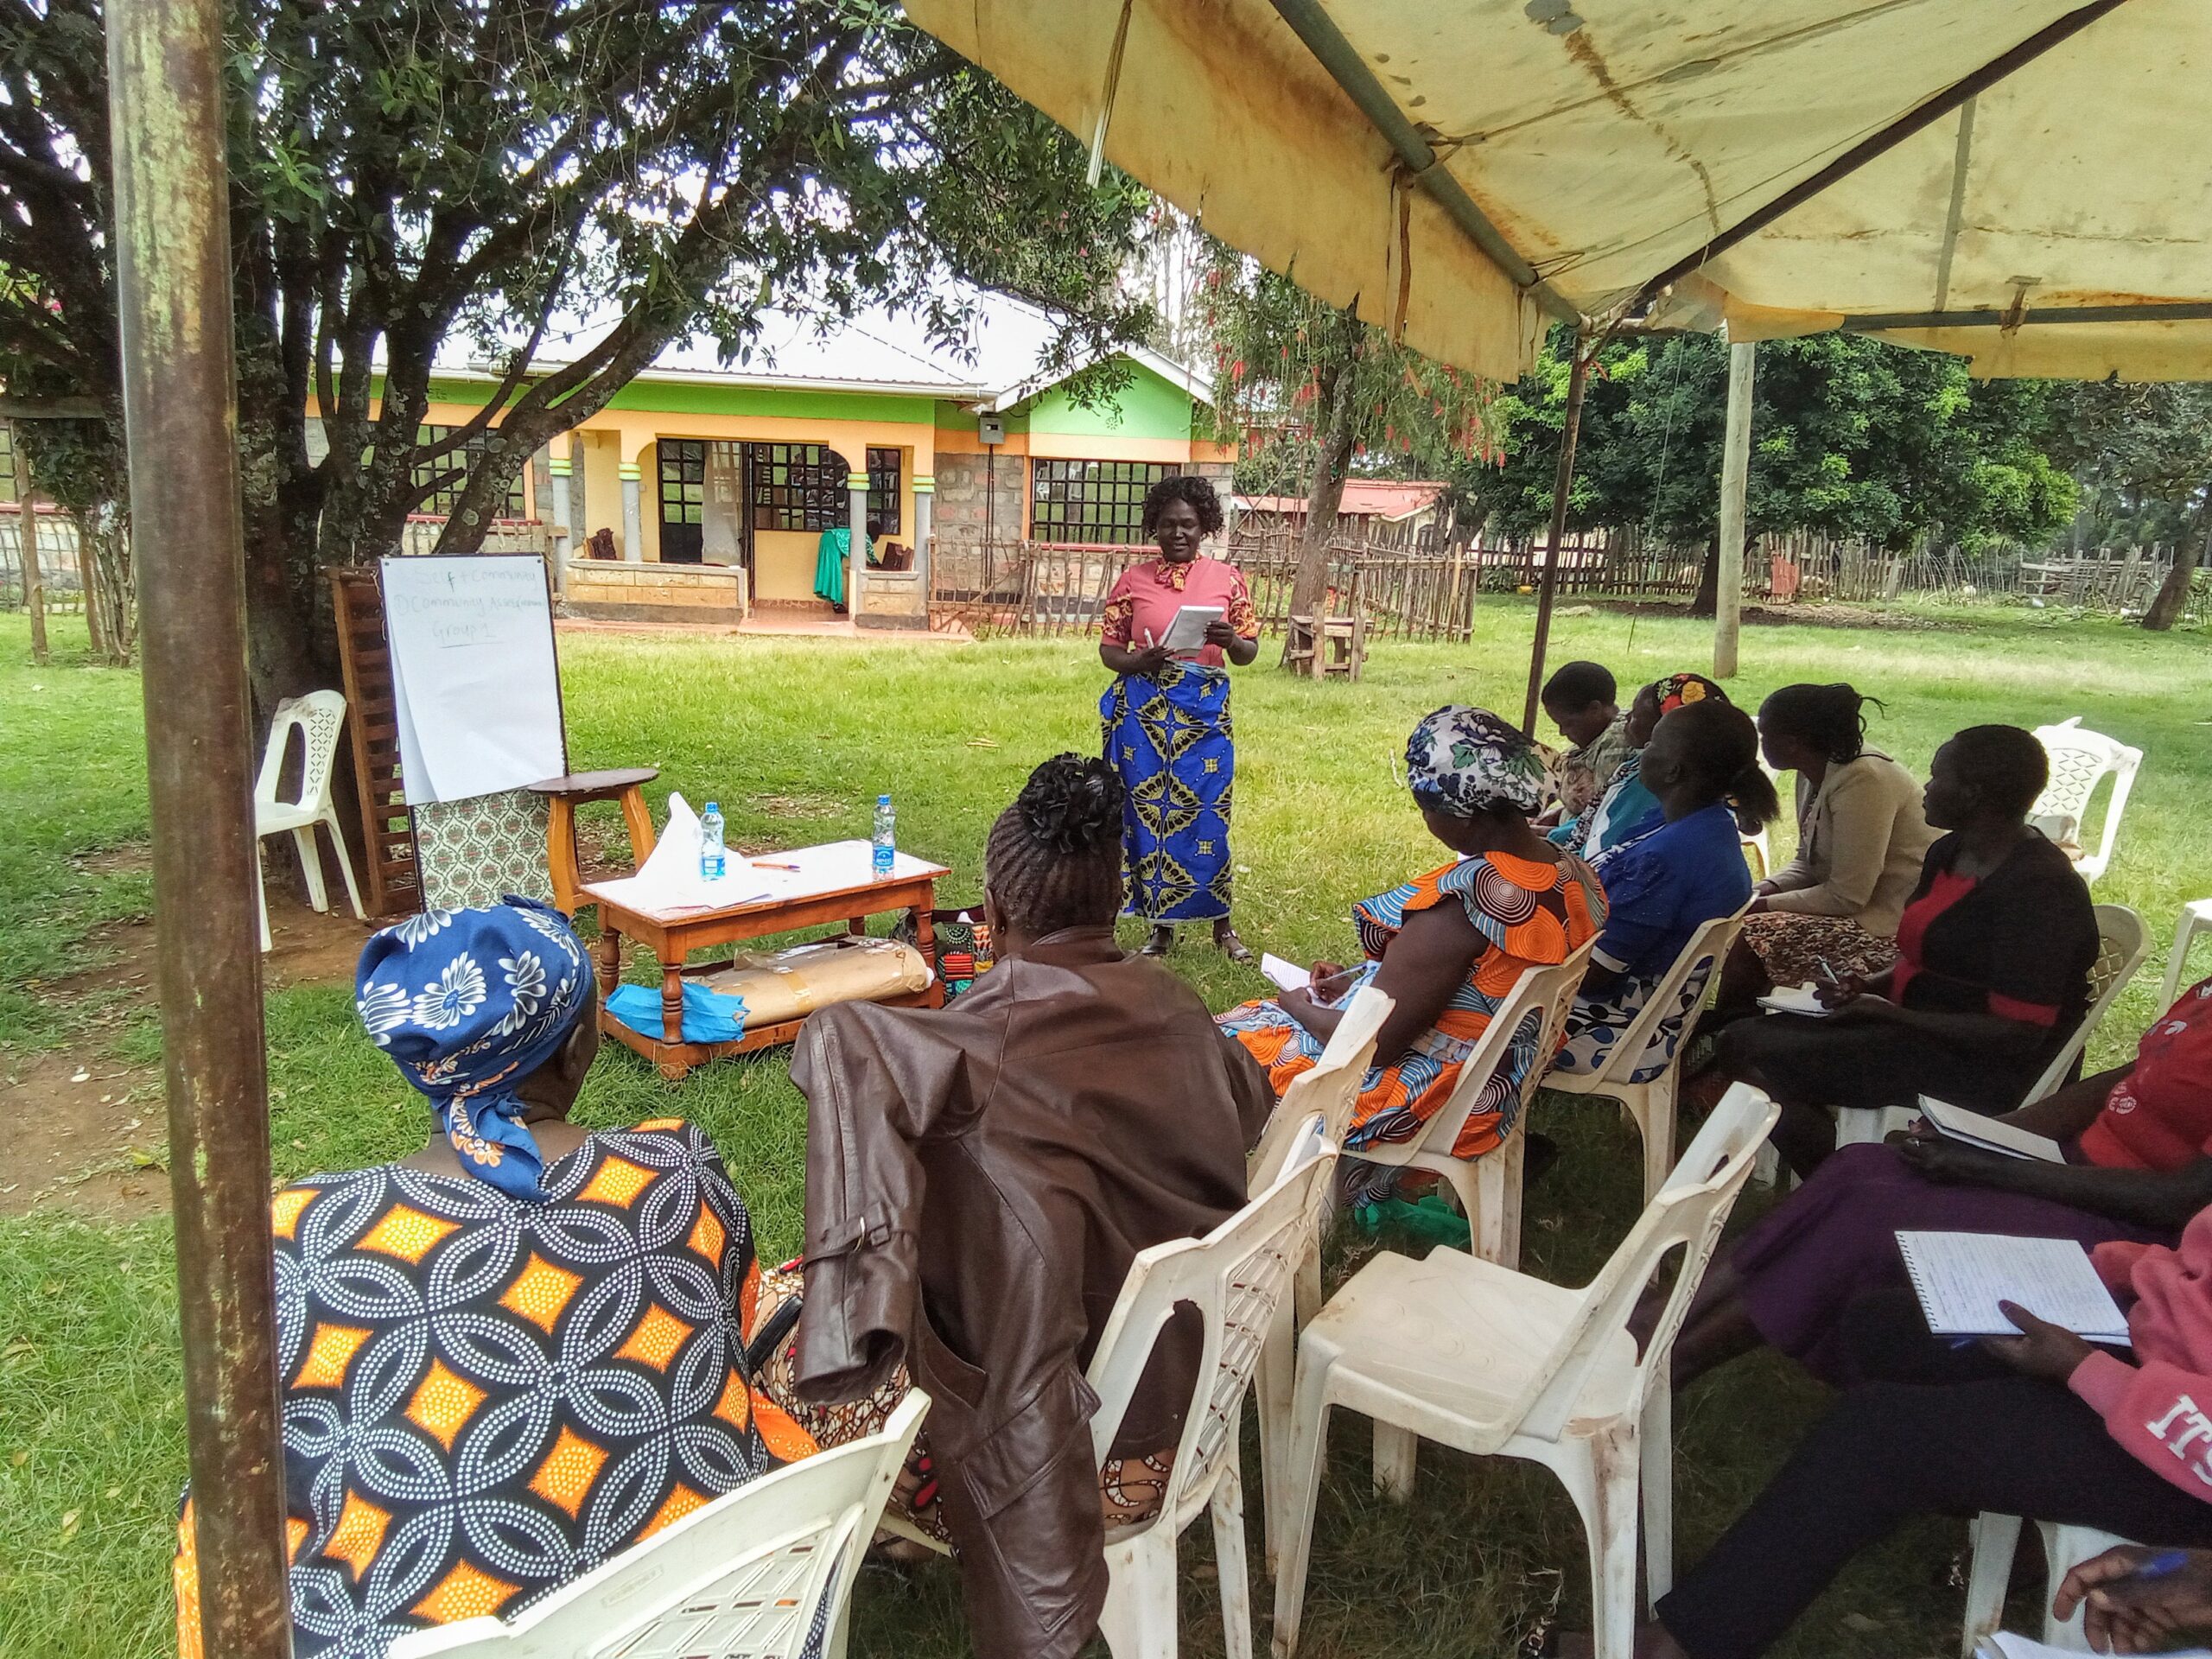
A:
<box><xmin>1894</xmin><ymin>830</ymin><xmax>2098</xmax><ymax>1075</ymax></box>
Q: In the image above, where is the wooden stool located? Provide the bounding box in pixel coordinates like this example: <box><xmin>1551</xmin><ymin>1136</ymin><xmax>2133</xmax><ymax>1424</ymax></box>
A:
<box><xmin>1286</xmin><ymin>611</ymin><xmax>1368</xmax><ymax>681</ymax></box>
<box><xmin>528</xmin><ymin>768</ymin><xmax>659</xmax><ymax>914</ymax></box>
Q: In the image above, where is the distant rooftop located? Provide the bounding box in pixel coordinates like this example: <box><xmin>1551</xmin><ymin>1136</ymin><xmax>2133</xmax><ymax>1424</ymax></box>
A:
<box><xmin>1236</xmin><ymin>480</ymin><xmax>1448</xmax><ymax>522</ymax></box>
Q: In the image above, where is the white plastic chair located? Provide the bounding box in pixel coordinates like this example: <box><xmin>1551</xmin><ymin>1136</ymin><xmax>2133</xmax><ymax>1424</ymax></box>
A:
<box><xmin>1961</xmin><ymin>1516</ymin><xmax>2135</xmax><ymax>1656</ymax></box>
<box><xmin>1546</xmin><ymin>906</ymin><xmax>1749</xmax><ymax>1203</ymax></box>
<box><xmin>387</xmin><ymin>1389</ymin><xmax>926</xmax><ymax>1659</ymax></box>
<box><xmin>1246</xmin><ymin>985</ymin><xmax>1393</xmax><ymax>1575</ymax></box>
<box><xmin>1089</xmin><ymin>1116</ymin><xmax>1338</xmax><ymax>1659</ymax></box>
<box><xmin>254</xmin><ymin>689</ymin><xmax>365</xmax><ymax>950</ymax></box>
<box><xmin>1268</xmin><ymin>1084</ymin><xmax>1781</xmax><ymax>1659</ymax></box>
<box><xmin>1831</xmin><ymin>903</ymin><xmax>2149</xmax><ymax>1149</ymax></box>
<box><xmin>2161</xmin><ymin>897</ymin><xmax>2212</xmax><ymax>1010</ymax></box>
<box><xmin>2031</xmin><ymin>717</ymin><xmax>2144</xmax><ymax>886</ymax></box>
<box><xmin>1348</xmin><ymin>938</ymin><xmax>1598</xmax><ymax>1271</ymax></box>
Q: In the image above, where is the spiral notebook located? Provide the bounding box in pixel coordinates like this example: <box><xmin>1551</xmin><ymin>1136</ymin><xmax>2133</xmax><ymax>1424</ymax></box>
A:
<box><xmin>1978</xmin><ymin>1637</ymin><xmax>2211</xmax><ymax>1658</ymax></box>
<box><xmin>1897</xmin><ymin>1230</ymin><xmax>2132</xmax><ymax>1342</ymax></box>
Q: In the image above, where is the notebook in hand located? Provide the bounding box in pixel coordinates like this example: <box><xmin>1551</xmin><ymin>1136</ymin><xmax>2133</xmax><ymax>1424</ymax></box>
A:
<box><xmin>1260</xmin><ymin>952</ymin><xmax>1307</xmax><ymax>995</ymax></box>
<box><xmin>1897</xmin><ymin>1230</ymin><xmax>2131</xmax><ymax>1342</ymax></box>
<box><xmin>1978</xmin><ymin>1636</ymin><xmax>2211</xmax><ymax>1658</ymax></box>
<box><xmin>1755</xmin><ymin>982</ymin><xmax>1833</xmax><ymax>1017</ymax></box>
<box><xmin>1157</xmin><ymin>605</ymin><xmax>1224</xmax><ymax>652</ymax></box>
<box><xmin>1916</xmin><ymin>1096</ymin><xmax>2066</xmax><ymax>1163</ymax></box>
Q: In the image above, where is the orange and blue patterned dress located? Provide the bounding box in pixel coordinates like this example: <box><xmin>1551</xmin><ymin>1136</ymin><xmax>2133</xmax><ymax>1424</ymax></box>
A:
<box><xmin>1218</xmin><ymin>852</ymin><xmax>1602</xmax><ymax>1198</ymax></box>
<box><xmin>172</xmin><ymin>1122</ymin><xmax>816</xmax><ymax>1659</ymax></box>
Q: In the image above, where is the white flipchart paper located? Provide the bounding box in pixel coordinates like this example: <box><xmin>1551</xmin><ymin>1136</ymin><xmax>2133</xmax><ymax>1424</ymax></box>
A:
<box><xmin>382</xmin><ymin>556</ymin><xmax>566</xmax><ymax>805</ymax></box>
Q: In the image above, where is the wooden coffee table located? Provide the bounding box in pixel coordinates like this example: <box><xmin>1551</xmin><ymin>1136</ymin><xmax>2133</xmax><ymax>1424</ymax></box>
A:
<box><xmin>584</xmin><ymin>840</ymin><xmax>950</xmax><ymax>1080</ymax></box>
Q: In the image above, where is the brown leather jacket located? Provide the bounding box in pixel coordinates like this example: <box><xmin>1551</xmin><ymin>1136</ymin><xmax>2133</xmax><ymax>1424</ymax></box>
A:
<box><xmin>791</xmin><ymin>925</ymin><xmax>1272</xmax><ymax>1659</ymax></box>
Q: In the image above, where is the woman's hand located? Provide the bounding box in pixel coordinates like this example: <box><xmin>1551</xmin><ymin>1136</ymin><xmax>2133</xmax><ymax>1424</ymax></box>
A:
<box><xmin>1202</xmin><ymin>619</ymin><xmax>1241</xmax><ymax>652</ymax></box>
<box><xmin>1980</xmin><ymin>1300</ymin><xmax>2096</xmax><ymax>1381</ymax></box>
<box><xmin>1894</xmin><ymin>1133</ymin><xmax>2011</xmax><ymax>1186</ymax></box>
<box><xmin>2056</xmin><ymin>1547</ymin><xmax>2212</xmax><ymax>1655</ymax></box>
<box><xmin>1307</xmin><ymin>962</ymin><xmax>1355</xmax><ymax>1001</ymax></box>
<box><xmin>1815</xmin><ymin>970</ymin><xmax>1870</xmax><ymax>1009</ymax></box>
<box><xmin>1746</xmin><ymin>893</ymin><xmax>1773</xmax><ymax>915</ymax></box>
<box><xmin>1824</xmin><ymin>992</ymin><xmax>1900</xmax><ymax>1025</ymax></box>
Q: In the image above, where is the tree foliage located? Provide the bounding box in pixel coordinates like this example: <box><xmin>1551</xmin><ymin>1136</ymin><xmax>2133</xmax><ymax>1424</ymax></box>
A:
<box><xmin>2050</xmin><ymin>380</ymin><xmax>2212</xmax><ymax>628</ymax></box>
<box><xmin>0</xmin><ymin>0</ymin><xmax>1153</xmax><ymax>700</ymax></box>
<box><xmin>1460</xmin><ymin>327</ymin><xmax>2077</xmax><ymax>557</ymax></box>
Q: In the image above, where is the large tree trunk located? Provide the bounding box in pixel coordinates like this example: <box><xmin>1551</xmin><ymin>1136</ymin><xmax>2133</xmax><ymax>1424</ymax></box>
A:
<box><xmin>2142</xmin><ymin>515</ymin><xmax>2210</xmax><ymax>632</ymax></box>
<box><xmin>1689</xmin><ymin>533</ymin><xmax>1722</xmax><ymax>619</ymax></box>
<box><xmin>1284</xmin><ymin>308</ymin><xmax>1364</xmax><ymax>670</ymax></box>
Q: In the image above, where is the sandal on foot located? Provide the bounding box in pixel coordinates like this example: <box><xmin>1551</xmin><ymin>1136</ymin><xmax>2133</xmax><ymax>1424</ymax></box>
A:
<box><xmin>1214</xmin><ymin>927</ymin><xmax>1254</xmax><ymax>964</ymax></box>
<box><xmin>1140</xmin><ymin>927</ymin><xmax>1175</xmax><ymax>957</ymax></box>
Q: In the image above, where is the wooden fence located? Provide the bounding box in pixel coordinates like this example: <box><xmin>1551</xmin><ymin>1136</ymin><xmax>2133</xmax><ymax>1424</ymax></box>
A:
<box><xmin>928</xmin><ymin>531</ymin><xmax>1479</xmax><ymax>641</ymax></box>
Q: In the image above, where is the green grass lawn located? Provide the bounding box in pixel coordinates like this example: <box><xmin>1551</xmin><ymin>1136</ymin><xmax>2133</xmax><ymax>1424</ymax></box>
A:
<box><xmin>2</xmin><ymin>601</ymin><xmax>2208</xmax><ymax>1658</ymax></box>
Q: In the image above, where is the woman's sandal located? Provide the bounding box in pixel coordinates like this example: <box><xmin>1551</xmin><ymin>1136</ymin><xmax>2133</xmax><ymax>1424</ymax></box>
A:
<box><xmin>1214</xmin><ymin>926</ymin><xmax>1254</xmax><ymax>964</ymax></box>
<box><xmin>1141</xmin><ymin>926</ymin><xmax>1175</xmax><ymax>957</ymax></box>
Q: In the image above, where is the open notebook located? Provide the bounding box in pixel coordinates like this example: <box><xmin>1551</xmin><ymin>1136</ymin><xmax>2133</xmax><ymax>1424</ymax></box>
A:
<box><xmin>1897</xmin><ymin>1230</ymin><xmax>2131</xmax><ymax>1342</ymax></box>
<box><xmin>1979</xmin><ymin>1636</ymin><xmax>2210</xmax><ymax>1658</ymax></box>
<box><xmin>1918</xmin><ymin>1096</ymin><xmax>2066</xmax><ymax>1163</ymax></box>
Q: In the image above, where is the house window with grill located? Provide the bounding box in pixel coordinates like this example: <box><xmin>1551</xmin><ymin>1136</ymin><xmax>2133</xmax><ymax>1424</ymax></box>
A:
<box><xmin>867</xmin><ymin>447</ymin><xmax>902</xmax><ymax>535</ymax></box>
<box><xmin>1029</xmin><ymin>459</ymin><xmax>1180</xmax><ymax>545</ymax></box>
<box><xmin>412</xmin><ymin>425</ymin><xmax>528</xmax><ymax>518</ymax></box>
<box><xmin>748</xmin><ymin>443</ymin><xmax>849</xmax><ymax>532</ymax></box>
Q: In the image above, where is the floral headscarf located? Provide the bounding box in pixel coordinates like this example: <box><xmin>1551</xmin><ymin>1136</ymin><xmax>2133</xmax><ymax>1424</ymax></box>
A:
<box><xmin>1650</xmin><ymin>673</ymin><xmax>1728</xmax><ymax>715</ymax></box>
<box><xmin>354</xmin><ymin>897</ymin><xmax>594</xmax><ymax>1201</ymax></box>
<box><xmin>1403</xmin><ymin>705</ymin><xmax>1549</xmax><ymax>818</ymax></box>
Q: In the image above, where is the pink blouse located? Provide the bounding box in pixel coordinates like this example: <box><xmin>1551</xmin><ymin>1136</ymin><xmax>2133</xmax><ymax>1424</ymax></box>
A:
<box><xmin>1099</xmin><ymin>556</ymin><xmax>1260</xmax><ymax>669</ymax></box>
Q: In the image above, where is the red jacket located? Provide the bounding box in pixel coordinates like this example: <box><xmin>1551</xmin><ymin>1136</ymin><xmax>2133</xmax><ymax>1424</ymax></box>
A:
<box><xmin>2073</xmin><ymin>1203</ymin><xmax>2212</xmax><ymax>1502</ymax></box>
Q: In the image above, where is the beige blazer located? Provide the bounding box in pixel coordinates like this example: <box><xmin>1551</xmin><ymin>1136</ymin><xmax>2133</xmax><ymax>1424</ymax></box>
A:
<box><xmin>1762</xmin><ymin>750</ymin><xmax>1938</xmax><ymax>938</ymax></box>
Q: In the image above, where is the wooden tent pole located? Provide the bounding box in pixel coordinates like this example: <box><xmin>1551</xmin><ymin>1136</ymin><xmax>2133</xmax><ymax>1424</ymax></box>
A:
<box><xmin>107</xmin><ymin>0</ymin><xmax>289</xmax><ymax>1653</ymax></box>
<box><xmin>1520</xmin><ymin>334</ymin><xmax>1592</xmax><ymax>734</ymax></box>
<box><xmin>1714</xmin><ymin>339</ymin><xmax>1758</xmax><ymax>679</ymax></box>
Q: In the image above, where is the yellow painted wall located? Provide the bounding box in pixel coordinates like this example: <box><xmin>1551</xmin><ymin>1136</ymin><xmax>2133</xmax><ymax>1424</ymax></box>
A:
<box><xmin>579</xmin><ymin>430</ymin><xmax>623</xmax><ymax>552</ymax></box>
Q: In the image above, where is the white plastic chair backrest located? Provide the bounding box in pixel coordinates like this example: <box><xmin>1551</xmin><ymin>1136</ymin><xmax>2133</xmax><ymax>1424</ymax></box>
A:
<box><xmin>1557</xmin><ymin>905</ymin><xmax>1747</xmax><ymax>1088</ymax></box>
<box><xmin>1408</xmin><ymin>935</ymin><xmax>1597</xmax><ymax>1160</ymax></box>
<box><xmin>1500</xmin><ymin>1084</ymin><xmax>1779</xmax><ymax>1450</ymax></box>
<box><xmin>1085</xmin><ymin>1117</ymin><xmax>1336</xmax><ymax>1534</ymax></box>
<box><xmin>2021</xmin><ymin>903</ymin><xmax>2150</xmax><ymax>1105</ymax></box>
<box><xmin>1247</xmin><ymin>985</ymin><xmax>1393</xmax><ymax>1195</ymax></box>
<box><xmin>253</xmin><ymin>689</ymin><xmax>348</xmax><ymax>814</ymax></box>
<box><xmin>2031</xmin><ymin>718</ymin><xmax>2143</xmax><ymax>880</ymax></box>
<box><xmin>385</xmin><ymin>1390</ymin><xmax>927</xmax><ymax>1659</ymax></box>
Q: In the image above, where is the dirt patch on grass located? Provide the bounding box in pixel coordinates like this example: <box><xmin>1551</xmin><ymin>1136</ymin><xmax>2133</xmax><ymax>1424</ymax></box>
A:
<box><xmin>3</xmin><ymin>894</ymin><xmax>372</xmax><ymax>1220</ymax></box>
<box><xmin>0</xmin><ymin>1049</ymin><xmax>167</xmax><ymax>1220</ymax></box>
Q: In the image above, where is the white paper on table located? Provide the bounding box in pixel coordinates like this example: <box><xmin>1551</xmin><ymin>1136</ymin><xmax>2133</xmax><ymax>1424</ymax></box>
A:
<box><xmin>622</xmin><ymin>793</ymin><xmax>767</xmax><ymax>912</ymax></box>
<box><xmin>1156</xmin><ymin>605</ymin><xmax>1224</xmax><ymax>652</ymax></box>
<box><xmin>1895</xmin><ymin>1230</ymin><xmax>2132</xmax><ymax>1341</ymax></box>
<box><xmin>1756</xmin><ymin>982</ymin><xmax>1834</xmax><ymax>1017</ymax></box>
<box><xmin>381</xmin><ymin>556</ymin><xmax>566</xmax><ymax>804</ymax></box>
<box><xmin>1261</xmin><ymin>952</ymin><xmax>1308</xmax><ymax>995</ymax></box>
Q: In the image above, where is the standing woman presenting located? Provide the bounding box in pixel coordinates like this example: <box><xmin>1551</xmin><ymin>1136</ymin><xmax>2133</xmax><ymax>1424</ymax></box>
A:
<box><xmin>1099</xmin><ymin>475</ymin><xmax>1261</xmax><ymax>959</ymax></box>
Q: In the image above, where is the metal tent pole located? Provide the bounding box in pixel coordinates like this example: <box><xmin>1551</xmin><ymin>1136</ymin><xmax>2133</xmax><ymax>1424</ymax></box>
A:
<box><xmin>1519</xmin><ymin>336</ymin><xmax>1592</xmax><ymax>734</ymax></box>
<box><xmin>106</xmin><ymin>2</ymin><xmax>289</xmax><ymax>1654</ymax></box>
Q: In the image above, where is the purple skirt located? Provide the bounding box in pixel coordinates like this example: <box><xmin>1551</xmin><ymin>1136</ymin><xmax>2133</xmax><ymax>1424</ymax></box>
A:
<box><xmin>1734</xmin><ymin>1142</ymin><xmax>2171</xmax><ymax>1384</ymax></box>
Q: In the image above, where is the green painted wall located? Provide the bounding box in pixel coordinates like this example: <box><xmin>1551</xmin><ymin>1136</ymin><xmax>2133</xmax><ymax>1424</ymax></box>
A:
<box><xmin>931</xmin><ymin>401</ymin><xmax>1029</xmax><ymax>435</ymax></box>
<box><xmin>1023</xmin><ymin>360</ymin><xmax>1194</xmax><ymax>439</ymax></box>
<box><xmin>601</xmin><ymin>378</ymin><xmax>940</xmax><ymax>424</ymax></box>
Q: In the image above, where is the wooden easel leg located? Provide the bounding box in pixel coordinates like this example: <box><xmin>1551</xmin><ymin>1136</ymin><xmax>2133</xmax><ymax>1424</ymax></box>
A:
<box><xmin>618</xmin><ymin>785</ymin><xmax>657</xmax><ymax>864</ymax></box>
<box><xmin>546</xmin><ymin>800</ymin><xmax>580</xmax><ymax>914</ymax></box>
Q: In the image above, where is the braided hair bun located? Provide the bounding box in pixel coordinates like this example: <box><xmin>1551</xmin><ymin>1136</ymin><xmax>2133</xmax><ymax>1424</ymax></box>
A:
<box><xmin>988</xmin><ymin>753</ymin><xmax>1128</xmax><ymax>935</ymax></box>
<box><xmin>1017</xmin><ymin>753</ymin><xmax>1123</xmax><ymax>854</ymax></box>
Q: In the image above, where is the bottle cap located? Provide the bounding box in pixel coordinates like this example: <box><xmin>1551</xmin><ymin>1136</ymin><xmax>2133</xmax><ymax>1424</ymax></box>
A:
<box><xmin>704</xmin><ymin>802</ymin><xmax>719</xmax><ymax>812</ymax></box>
<box><xmin>878</xmin><ymin>794</ymin><xmax>891</xmax><ymax>804</ymax></box>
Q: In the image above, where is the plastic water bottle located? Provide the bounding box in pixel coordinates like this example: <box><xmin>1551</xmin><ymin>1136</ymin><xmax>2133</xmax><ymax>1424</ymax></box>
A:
<box><xmin>871</xmin><ymin>793</ymin><xmax>896</xmax><ymax>879</ymax></box>
<box><xmin>699</xmin><ymin>802</ymin><xmax>727</xmax><ymax>883</ymax></box>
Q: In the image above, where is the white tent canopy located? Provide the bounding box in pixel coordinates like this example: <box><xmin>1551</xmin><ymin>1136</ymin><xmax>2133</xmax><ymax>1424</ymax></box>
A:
<box><xmin>906</xmin><ymin>0</ymin><xmax>2212</xmax><ymax>380</ymax></box>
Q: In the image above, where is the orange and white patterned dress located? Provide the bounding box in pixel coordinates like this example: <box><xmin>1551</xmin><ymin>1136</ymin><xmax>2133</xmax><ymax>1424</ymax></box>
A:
<box><xmin>1219</xmin><ymin>853</ymin><xmax>1603</xmax><ymax>1203</ymax></box>
<box><xmin>173</xmin><ymin>1122</ymin><xmax>813</xmax><ymax>1658</ymax></box>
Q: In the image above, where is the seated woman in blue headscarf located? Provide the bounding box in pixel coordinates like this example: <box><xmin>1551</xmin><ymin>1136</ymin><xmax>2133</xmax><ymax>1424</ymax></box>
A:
<box><xmin>1552</xmin><ymin>696</ymin><xmax>1778</xmax><ymax>1085</ymax></box>
<box><xmin>173</xmin><ymin>899</ymin><xmax>811</xmax><ymax>1659</ymax></box>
